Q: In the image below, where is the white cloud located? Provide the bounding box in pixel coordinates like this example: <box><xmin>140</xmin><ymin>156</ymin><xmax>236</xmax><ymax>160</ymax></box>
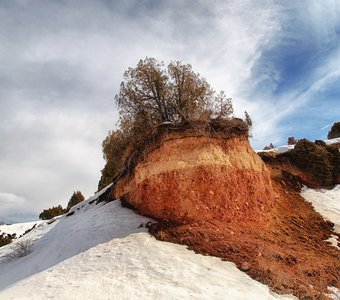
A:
<box><xmin>0</xmin><ymin>193</ymin><xmax>26</xmax><ymax>214</ymax></box>
<box><xmin>0</xmin><ymin>106</ymin><xmax>114</xmax><ymax>214</ymax></box>
<box><xmin>0</xmin><ymin>0</ymin><xmax>339</xmax><ymax>217</ymax></box>
<box><xmin>238</xmin><ymin>1</ymin><xmax>340</xmax><ymax>147</ymax></box>
<box><xmin>0</xmin><ymin>0</ymin><xmax>284</xmax><ymax>215</ymax></box>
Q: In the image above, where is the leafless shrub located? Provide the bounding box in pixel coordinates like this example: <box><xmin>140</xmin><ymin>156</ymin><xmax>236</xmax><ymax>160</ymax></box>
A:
<box><xmin>5</xmin><ymin>238</ymin><xmax>33</xmax><ymax>260</ymax></box>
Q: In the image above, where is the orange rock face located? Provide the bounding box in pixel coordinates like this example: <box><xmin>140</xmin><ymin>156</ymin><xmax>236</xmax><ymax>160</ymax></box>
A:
<box><xmin>113</xmin><ymin>131</ymin><xmax>340</xmax><ymax>298</ymax></box>
<box><xmin>114</xmin><ymin>134</ymin><xmax>274</xmax><ymax>223</ymax></box>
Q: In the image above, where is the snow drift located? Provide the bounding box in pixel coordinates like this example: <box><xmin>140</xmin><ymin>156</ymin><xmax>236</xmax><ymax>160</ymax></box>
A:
<box><xmin>0</xmin><ymin>188</ymin><xmax>295</xmax><ymax>300</ymax></box>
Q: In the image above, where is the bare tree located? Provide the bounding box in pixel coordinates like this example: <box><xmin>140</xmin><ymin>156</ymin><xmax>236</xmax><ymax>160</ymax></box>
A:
<box><xmin>5</xmin><ymin>239</ymin><xmax>33</xmax><ymax>260</ymax></box>
<box><xmin>115</xmin><ymin>57</ymin><xmax>234</xmax><ymax>129</ymax></box>
<box><xmin>115</xmin><ymin>58</ymin><xmax>170</xmax><ymax>126</ymax></box>
<box><xmin>99</xmin><ymin>58</ymin><xmax>235</xmax><ymax>188</ymax></box>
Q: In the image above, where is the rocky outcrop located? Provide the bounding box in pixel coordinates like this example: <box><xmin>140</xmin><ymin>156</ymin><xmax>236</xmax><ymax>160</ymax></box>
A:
<box><xmin>112</xmin><ymin>128</ymin><xmax>340</xmax><ymax>298</ymax></box>
<box><xmin>114</xmin><ymin>132</ymin><xmax>274</xmax><ymax>223</ymax></box>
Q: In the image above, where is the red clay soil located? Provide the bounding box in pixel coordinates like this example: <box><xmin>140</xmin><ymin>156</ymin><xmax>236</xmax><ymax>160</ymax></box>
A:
<box><xmin>127</xmin><ymin>167</ymin><xmax>273</xmax><ymax>223</ymax></box>
<box><xmin>147</xmin><ymin>167</ymin><xmax>340</xmax><ymax>299</ymax></box>
<box><xmin>114</xmin><ymin>135</ymin><xmax>275</xmax><ymax>223</ymax></box>
<box><xmin>114</xmin><ymin>134</ymin><xmax>339</xmax><ymax>299</ymax></box>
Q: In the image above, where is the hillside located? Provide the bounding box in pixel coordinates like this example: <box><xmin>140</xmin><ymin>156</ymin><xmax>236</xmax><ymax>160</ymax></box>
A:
<box><xmin>110</xmin><ymin>129</ymin><xmax>340</xmax><ymax>299</ymax></box>
<box><xmin>1</xmin><ymin>133</ymin><xmax>339</xmax><ymax>299</ymax></box>
<box><xmin>0</xmin><ymin>187</ymin><xmax>297</xmax><ymax>300</ymax></box>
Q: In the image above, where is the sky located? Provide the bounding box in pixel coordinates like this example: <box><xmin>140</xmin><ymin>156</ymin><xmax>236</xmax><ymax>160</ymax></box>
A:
<box><xmin>0</xmin><ymin>0</ymin><xmax>339</xmax><ymax>222</ymax></box>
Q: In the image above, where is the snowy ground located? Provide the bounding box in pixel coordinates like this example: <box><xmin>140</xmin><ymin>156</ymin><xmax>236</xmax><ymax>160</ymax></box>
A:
<box><xmin>0</xmin><ymin>220</ymin><xmax>43</xmax><ymax>237</ymax></box>
<box><xmin>0</xmin><ymin>187</ymin><xmax>296</xmax><ymax>300</ymax></box>
<box><xmin>301</xmin><ymin>185</ymin><xmax>340</xmax><ymax>251</ymax></box>
<box><xmin>256</xmin><ymin>137</ymin><xmax>340</xmax><ymax>154</ymax></box>
<box><xmin>301</xmin><ymin>185</ymin><xmax>340</xmax><ymax>233</ymax></box>
<box><xmin>0</xmin><ymin>184</ymin><xmax>339</xmax><ymax>299</ymax></box>
<box><xmin>301</xmin><ymin>185</ymin><xmax>340</xmax><ymax>300</ymax></box>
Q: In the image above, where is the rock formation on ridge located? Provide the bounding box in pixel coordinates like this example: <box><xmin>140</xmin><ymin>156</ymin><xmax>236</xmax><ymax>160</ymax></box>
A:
<box><xmin>110</xmin><ymin>120</ymin><xmax>339</xmax><ymax>299</ymax></box>
<box><xmin>113</xmin><ymin>120</ymin><xmax>274</xmax><ymax>224</ymax></box>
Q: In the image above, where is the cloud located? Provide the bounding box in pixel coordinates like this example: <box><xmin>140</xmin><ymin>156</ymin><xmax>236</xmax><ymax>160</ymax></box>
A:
<box><xmin>0</xmin><ymin>193</ymin><xmax>26</xmax><ymax>213</ymax></box>
<box><xmin>0</xmin><ymin>0</ymin><xmax>339</xmax><ymax>217</ymax></box>
<box><xmin>239</xmin><ymin>1</ymin><xmax>340</xmax><ymax>146</ymax></box>
<box><xmin>320</xmin><ymin>123</ymin><xmax>332</xmax><ymax>131</ymax></box>
<box><xmin>0</xmin><ymin>106</ymin><xmax>113</xmax><ymax>215</ymax></box>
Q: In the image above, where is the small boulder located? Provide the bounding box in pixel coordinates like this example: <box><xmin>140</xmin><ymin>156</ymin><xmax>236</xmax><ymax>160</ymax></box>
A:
<box><xmin>240</xmin><ymin>262</ymin><xmax>251</xmax><ymax>271</ymax></box>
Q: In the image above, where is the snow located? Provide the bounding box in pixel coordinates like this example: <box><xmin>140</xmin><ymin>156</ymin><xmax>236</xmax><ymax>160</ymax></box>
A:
<box><xmin>0</xmin><ymin>221</ymin><xmax>43</xmax><ymax>237</ymax></box>
<box><xmin>327</xmin><ymin>287</ymin><xmax>340</xmax><ymax>300</ymax></box>
<box><xmin>325</xmin><ymin>234</ymin><xmax>340</xmax><ymax>250</ymax></box>
<box><xmin>301</xmin><ymin>185</ymin><xmax>340</xmax><ymax>279</ymax></box>
<box><xmin>0</xmin><ymin>187</ymin><xmax>296</xmax><ymax>299</ymax></box>
<box><xmin>256</xmin><ymin>137</ymin><xmax>340</xmax><ymax>154</ymax></box>
<box><xmin>68</xmin><ymin>183</ymin><xmax>113</xmax><ymax>213</ymax></box>
<box><xmin>301</xmin><ymin>185</ymin><xmax>340</xmax><ymax>233</ymax></box>
<box><xmin>324</xmin><ymin>137</ymin><xmax>340</xmax><ymax>145</ymax></box>
<box><xmin>260</xmin><ymin>145</ymin><xmax>295</xmax><ymax>154</ymax></box>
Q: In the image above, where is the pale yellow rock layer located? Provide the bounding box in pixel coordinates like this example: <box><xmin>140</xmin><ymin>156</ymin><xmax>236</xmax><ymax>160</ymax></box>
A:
<box><xmin>134</xmin><ymin>136</ymin><xmax>265</xmax><ymax>185</ymax></box>
<box><xmin>115</xmin><ymin>136</ymin><xmax>267</xmax><ymax>198</ymax></box>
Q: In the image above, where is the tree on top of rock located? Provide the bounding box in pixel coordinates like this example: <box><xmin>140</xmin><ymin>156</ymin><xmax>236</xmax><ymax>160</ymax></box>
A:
<box><xmin>115</xmin><ymin>58</ymin><xmax>234</xmax><ymax>133</ymax></box>
<box><xmin>98</xmin><ymin>57</ymin><xmax>236</xmax><ymax>190</ymax></box>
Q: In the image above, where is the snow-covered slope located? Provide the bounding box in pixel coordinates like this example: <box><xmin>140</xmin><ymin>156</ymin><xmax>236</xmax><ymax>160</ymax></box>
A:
<box><xmin>257</xmin><ymin>137</ymin><xmax>340</xmax><ymax>154</ymax></box>
<box><xmin>0</xmin><ymin>189</ymin><xmax>296</xmax><ymax>300</ymax></box>
<box><xmin>301</xmin><ymin>185</ymin><xmax>340</xmax><ymax>252</ymax></box>
<box><xmin>0</xmin><ymin>220</ymin><xmax>43</xmax><ymax>237</ymax></box>
<box><xmin>301</xmin><ymin>185</ymin><xmax>340</xmax><ymax>234</ymax></box>
<box><xmin>259</xmin><ymin>144</ymin><xmax>295</xmax><ymax>154</ymax></box>
<box><xmin>325</xmin><ymin>137</ymin><xmax>340</xmax><ymax>145</ymax></box>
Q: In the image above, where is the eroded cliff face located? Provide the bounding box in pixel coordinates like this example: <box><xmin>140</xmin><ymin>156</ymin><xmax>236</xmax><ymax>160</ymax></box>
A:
<box><xmin>112</xmin><ymin>131</ymin><xmax>340</xmax><ymax>298</ymax></box>
<box><xmin>114</xmin><ymin>133</ymin><xmax>274</xmax><ymax>223</ymax></box>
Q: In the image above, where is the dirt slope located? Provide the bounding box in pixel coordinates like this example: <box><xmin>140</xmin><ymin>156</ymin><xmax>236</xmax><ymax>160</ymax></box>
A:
<box><xmin>113</xmin><ymin>132</ymin><xmax>340</xmax><ymax>299</ymax></box>
<box><xmin>149</xmin><ymin>182</ymin><xmax>339</xmax><ymax>299</ymax></box>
